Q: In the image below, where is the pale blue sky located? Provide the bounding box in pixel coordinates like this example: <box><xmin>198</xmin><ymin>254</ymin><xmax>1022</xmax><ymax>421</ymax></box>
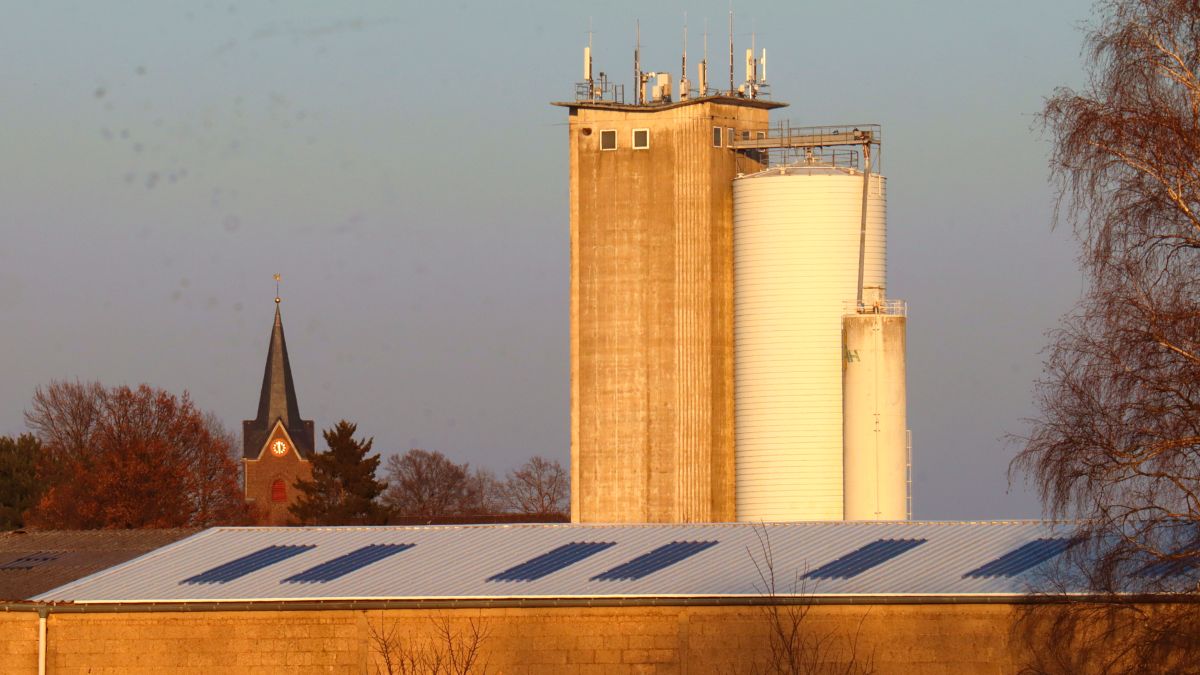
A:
<box><xmin>0</xmin><ymin>1</ymin><xmax>1094</xmax><ymax>519</ymax></box>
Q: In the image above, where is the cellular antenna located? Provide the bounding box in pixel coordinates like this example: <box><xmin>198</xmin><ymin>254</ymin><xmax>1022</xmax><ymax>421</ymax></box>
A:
<box><xmin>728</xmin><ymin>8</ymin><xmax>734</xmax><ymax>94</ymax></box>
<box><xmin>680</xmin><ymin>13</ymin><xmax>690</xmax><ymax>100</ymax></box>
<box><xmin>747</xmin><ymin>25</ymin><xmax>757</xmax><ymax>97</ymax></box>
<box><xmin>584</xmin><ymin>18</ymin><xmax>594</xmax><ymax>97</ymax></box>
<box><xmin>682</xmin><ymin>13</ymin><xmax>687</xmax><ymax>77</ymax></box>
<box><xmin>634</xmin><ymin>20</ymin><xmax>642</xmax><ymax>105</ymax></box>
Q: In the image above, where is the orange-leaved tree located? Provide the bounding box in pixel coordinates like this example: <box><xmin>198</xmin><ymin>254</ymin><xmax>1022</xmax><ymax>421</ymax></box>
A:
<box><xmin>24</xmin><ymin>380</ymin><xmax>247</xmax><ymax>529</ymax></box>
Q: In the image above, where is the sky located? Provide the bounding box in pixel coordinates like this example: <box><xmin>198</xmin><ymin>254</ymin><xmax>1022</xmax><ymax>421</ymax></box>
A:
<box><xmin>0</xmin><ymin>1</ymin><xmax>1096</xmax><ymax>520</ymax></box>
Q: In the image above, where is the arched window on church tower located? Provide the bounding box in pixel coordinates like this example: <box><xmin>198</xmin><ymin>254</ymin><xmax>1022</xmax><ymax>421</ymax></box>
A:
<box><xmin>270</xmin><ymin>479</ymin><xmax>286</xmax><ymax>503</ymax></box>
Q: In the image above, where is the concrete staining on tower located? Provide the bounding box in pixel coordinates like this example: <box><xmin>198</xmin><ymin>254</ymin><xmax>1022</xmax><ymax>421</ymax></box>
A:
<box><xmin>556</xmin><ymin>23</ymin><xmax>908</xmax><ymax>524</ymax></box>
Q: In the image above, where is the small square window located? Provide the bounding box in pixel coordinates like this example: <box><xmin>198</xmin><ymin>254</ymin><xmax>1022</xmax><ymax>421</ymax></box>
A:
<box><xmin>756</xmin><ymin>131</ymin><xmax>766</xmax><ymax>140</ymax></box>
<box><xmin>632</xmin><ymin>129</ymin><xmax>650</xmax><ymax>150</ymax></box>
<box><xmin>742</xmin><ymin>130</ymin><xmax>751</xmax><ymax>141</ymax></box>
<box><xmin>712</xmin><ymin>126</ymin><xmax>722</xmax><ymax>147</ymax></box>
<box><xmin>600</xmin><ymin>129</ymin><xmax>617</xmax><ymax>150</ymax></box>
<box><xmin>727</xmin><ymin>127</ymin><xmax>734</xmax><ymax>147</ymax></box>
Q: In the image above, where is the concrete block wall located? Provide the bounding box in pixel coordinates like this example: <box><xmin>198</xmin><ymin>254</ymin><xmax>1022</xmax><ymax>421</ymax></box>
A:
<box><xmin>0</xmin><ymin>602</ymin><xmax>1100</xmax><ymax>674</ymax></box>
<box><xmin>0</xmin><ymin>613</ymin><xmax>37</xmax><ymax>673</ymax></box>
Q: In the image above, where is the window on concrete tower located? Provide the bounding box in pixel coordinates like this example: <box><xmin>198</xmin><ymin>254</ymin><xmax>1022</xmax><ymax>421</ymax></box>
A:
<box><xmin>600</xmin><ymin>129</ymin><xmax>617</xmax><ymax>150</ymax></box>
<box><xmin>270</xmin><ymin>479</ymin><xmax>286</xmax><ymax>502</ymax></box>
<box><xmin>632</xmin><ymin>128</ymin><xmax>649</xmax><ymax>149</ymax></box>
<box><xmin>713</xmin><ymin>126</ymin><xmax>722</xmax><ymax>147</ymax></box>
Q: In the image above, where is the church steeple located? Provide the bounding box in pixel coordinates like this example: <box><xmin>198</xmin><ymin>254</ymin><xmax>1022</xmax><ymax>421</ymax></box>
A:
<box><xmin>242</xmin><ymin>300</ymin><xmax>315</xmax><ymax>460</ymax></box>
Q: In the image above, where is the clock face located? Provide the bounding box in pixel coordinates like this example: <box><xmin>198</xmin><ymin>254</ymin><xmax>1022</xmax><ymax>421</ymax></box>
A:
<box><xmin>271</xmin><ymin>440</ymin><xmax>289</xmax><ymax>457</ymax></box>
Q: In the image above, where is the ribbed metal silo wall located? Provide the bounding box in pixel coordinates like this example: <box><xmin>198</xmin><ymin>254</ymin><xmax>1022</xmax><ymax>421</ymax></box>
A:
<box><xmin>733</xmin><ymin>167</ymin><xmax>886</xmax><ymax>521</ymax></box>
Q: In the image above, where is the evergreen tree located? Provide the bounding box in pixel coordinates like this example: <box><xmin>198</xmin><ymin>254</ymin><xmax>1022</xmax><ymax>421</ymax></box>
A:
<box><xmin>290</xmin><ymin>420</ymin><xmax>386</xmax><ymax>525</ymax></box>
<box><xmin>0</xmin><ymin>434</ymin><xmax>44</xmax><ymax>530</ymax></box>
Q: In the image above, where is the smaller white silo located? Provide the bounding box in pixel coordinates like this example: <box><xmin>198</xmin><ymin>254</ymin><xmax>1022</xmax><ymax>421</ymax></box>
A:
<box><xmin>842</xmin><ymin>292</ymin><xmax>908</xmax><ymax>521</ymax></box>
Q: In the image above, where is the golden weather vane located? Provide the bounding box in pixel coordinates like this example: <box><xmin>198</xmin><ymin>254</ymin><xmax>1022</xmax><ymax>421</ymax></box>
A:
<box><xmin>274</xmin><ymin>273</ymin><xmax>281</xmax><ymax>303</ymax></box>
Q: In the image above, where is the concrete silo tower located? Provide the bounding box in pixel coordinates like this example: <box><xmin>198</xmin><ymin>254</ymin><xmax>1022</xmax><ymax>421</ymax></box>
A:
<box><xmin>556</xmin><ymin>26</ymin><xmax>909</xmax><ymax>525</ymax></box>
<box><xmin>553</xmin><ymin>33</ymin><xmax>783</xmax><ymax>523</ymax></box>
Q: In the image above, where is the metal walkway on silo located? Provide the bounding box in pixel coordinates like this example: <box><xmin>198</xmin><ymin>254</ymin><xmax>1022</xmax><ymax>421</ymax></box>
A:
<box><xmin>730</xmin><ymin>123</ymin><xmax>880</xmax><ymax>150</ymax></box>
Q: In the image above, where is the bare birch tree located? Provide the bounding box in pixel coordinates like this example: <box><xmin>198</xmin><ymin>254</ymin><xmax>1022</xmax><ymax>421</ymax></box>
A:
<box><xmin>1011</xmin><ymin>1</ymin><xmax>1200</xmax><ymax>670</ymax></box>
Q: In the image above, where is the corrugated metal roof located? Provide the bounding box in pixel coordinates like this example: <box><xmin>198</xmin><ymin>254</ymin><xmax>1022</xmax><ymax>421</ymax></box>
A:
<box><xmin>0</xmin><ymin>529</ymin><xmax>198</xmax><ymax>600</ymax></box>
<box><xmin>34</xmin><ymin>521</ymin><xmax>1079</xmax><ymax>604</ymax></box>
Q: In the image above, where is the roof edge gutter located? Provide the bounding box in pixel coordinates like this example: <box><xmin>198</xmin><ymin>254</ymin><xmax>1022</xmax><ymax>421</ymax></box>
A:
<box><xmin>5</xmin><ymin>593</ymin><xmax>1198</xmax><ymax>614</ymax></box>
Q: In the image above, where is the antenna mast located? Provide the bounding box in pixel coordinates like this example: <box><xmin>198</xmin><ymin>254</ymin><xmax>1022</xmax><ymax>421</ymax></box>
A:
<box><xmin>682</xmin><ymin>13</ymin><xmax>687</xmax><ymax>77</ymax></box>
<box><xmin>634</xmin><ymin>20</ymin><xmax>642</xmax><ymax>105</ymax></box>
<box><xmin>584</xmin><ymin>18</ymin><xmax>594</xmax><ymax>99</ymax></box>
<box><xmin>680</xmin><ymin>13</ymin><xmax>690</xmax><ymax>100</ymax></box>
<box><xmin>728</xmin><ymin>9</ymin><xmax>734</xmax><ymax>94</ymax></box>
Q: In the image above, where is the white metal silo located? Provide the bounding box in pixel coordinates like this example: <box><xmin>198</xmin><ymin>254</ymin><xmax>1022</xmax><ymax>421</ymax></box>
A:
<box><xmin>842</xmin><ymin>300</ymin><xmax>909</xmax><ymax>521</ymax></box>
<box><xmin>733</xmin><ymin>164</ymin><xmax>886</xmax><ymax>522</ymax></box>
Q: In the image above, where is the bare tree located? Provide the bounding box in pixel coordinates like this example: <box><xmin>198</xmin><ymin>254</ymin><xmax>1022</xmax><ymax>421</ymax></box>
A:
<box><xmin>1010</xmin><ymin>1</ymin><xmax>1200</xmax><ymax>671</ymax></box>
<box><xmin>1012</xmin><ymin>599</ymin><xmax>1200</xmax><ymax>675</ymax></box>
<box><xmin>500</xmin><ymin>456</ymin><xmax>568</xmax><ymax>517</ymax></box>
<box><xmin>462</xmin><ymin>467</ymin><xmax>504</xmax><ymax>515</ymax></box>
<box><xmin>742</xmin><ymin>526</ymin><xmax>875</xmax><ymax>675</ymax></box>
<box><xmin>382</xmin><ymin>449</ymin><xmax>474</xmax><ymax>517</ymax></box>
<box><xmin>368</xmin><ymin>613</ymin><xmax>491</xmax><ymax>675</ymax></box>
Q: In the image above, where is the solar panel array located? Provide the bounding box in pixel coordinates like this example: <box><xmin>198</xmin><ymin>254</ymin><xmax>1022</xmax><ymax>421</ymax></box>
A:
<box><xmin>283</xmin><ymin>544</ymin><xmax>414</xmax><ymax>584</ymax></box>
<box><xmin>592</xmin><ymin>541</ymin><xmax>718</xmax><ymax>581</ymax></box>
<box><xmin>182</xmin><ymin>545</ymin><xmax>315</xmax><ymax>585</ymax></box>
<box><xmin>805</xmin><ymin>539</ymin><xmax>927</xmax><ymax>580</ymax></box>
<box><xmin>963</xmin><ymin>538</ymin><xmax>1073</xmax><ymax>578</ymax></box>
<box><xmin>489</xmin><ymin>542</ymin><xmax>615</xmax><ymax>582</ymax></box>
<box><xmin>0</xmin><ymin>552</ymin><xmax>59</xmax><ymax>571</ymax></box>
<box><xmin>1136</xmin><ymin>554</ymin><xmax>1200</xmax><ymax>579</ymax></box>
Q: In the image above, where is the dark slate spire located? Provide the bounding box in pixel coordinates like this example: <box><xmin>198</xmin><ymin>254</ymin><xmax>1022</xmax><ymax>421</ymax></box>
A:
<box><xmin>243</xmin><ymin>301</ymin><xmax>315</xmax><ymax>459</ymax></box>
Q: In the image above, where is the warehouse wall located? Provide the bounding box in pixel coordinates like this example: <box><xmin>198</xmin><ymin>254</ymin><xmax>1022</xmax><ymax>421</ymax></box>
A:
<box><xmin>0</xmin><ymin>602</ymin><xmax>1120</xmax><ymax>674</ymax></box>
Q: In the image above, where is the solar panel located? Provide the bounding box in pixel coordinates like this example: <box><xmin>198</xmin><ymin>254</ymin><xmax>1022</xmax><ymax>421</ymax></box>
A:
<box><xmin>0</xmin><ymin>552</ymin><xmax>59</xmax><ymax>571</ymax></box>
<box><xmin>804</xmin><ymin>538</ymin><xmax>927</xmax><ymax>580</ymax></box>
<box><xmin>591</xmin><ymin>541</ymin><xmax>717</xmax><ymax>581</ymax></box>
<box><xmin>963</xmin><ymin>538</ymin><xmax>1074</xmax><ymax>579</ymax></box>
<box><xmin>1136</xmin><ymin>554</ymin><xmax>1200</xmax><ymax>579</ymax></box>
<box><xmin>181</xmin><ymin>544</ymin><xmax>315</xmax><ymax>584</ymax></box>
<box><xmin>488</xmin><ymin>542</ymin><xmax>616</xmax><ymax>582</ymax></box>
<box><xmin>282</xmin><ymin>544</ymin><xmax>414</xmax><ymax>584</ymax></box>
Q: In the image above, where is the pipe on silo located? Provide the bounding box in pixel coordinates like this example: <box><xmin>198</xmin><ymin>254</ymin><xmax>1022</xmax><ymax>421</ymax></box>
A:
<box><xmin>842</xmin><ymin>308</ymin><xmax>908</xmax><ymax>521</ymax></box>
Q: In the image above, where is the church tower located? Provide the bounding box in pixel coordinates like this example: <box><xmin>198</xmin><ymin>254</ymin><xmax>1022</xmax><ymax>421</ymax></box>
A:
<box><xmin>242</xmin><ymin>297</ymin><xmax>315</xmax><ymax>525</ymax></box>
